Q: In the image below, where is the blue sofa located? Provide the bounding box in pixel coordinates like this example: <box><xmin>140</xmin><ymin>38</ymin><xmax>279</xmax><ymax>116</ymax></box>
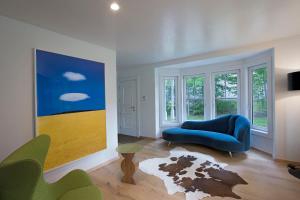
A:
<box><xmin>162</xmin><ymin>115</ymin><xmax>250</xmax><ymax>153</ymax></box>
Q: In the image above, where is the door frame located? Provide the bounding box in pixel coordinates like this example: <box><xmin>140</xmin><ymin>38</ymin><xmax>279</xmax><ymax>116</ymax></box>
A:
<box><xmin>246</xmin><ymin>56</ymin><xmax>273</xmax><ymax>138</ymax></box>
<box><xmin>117</xmin><ymin>76</ymin><xmax>140</xmax><ymax>137</ymax></box>
<box><xmin>245</xmin><ymin>53</ymin><xmax>274</xmax><ymax>156</ymax></box>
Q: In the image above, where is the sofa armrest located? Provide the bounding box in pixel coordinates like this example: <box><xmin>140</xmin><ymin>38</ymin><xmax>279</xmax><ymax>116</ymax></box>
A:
<box><xmin>233</xmin><ymin>117</ymin><xmax>250</xmax><ymax>151</ymax></box>
<box><xmin>234</xmin><ymin>126</ymin><xmax>248</xmax><ymax>142</ymax></box>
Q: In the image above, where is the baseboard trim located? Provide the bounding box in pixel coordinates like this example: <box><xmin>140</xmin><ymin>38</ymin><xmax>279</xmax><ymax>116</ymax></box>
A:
<box><xmin>274</xmin><ymin>158</ymin><xmax>300</xmax><ymax>165</ymax></box>
<box><xmin>44</xmin><ymin>149</ymin><xmax>119</xmax><ymax>182</ymax></box>
<box><xmin>250</xmin><ymin>147</ymin><xmax>272</xmax><ymax>156</ymax></box>
<box><xmin>87</xmin><ymin>156</ymin><xmax>120</xmax><ymax>173</ymax></box>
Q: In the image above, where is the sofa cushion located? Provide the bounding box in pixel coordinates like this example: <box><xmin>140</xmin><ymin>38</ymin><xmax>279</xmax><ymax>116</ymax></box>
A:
<box><xmin>181</xmin><ymin>115</ymin><xmax>231</xmax><ymax>134</ymax></box>
<box><xmin>163</xmin><ymin>128</ymin><xmax>243</xmax><ymax>152</ymax></box>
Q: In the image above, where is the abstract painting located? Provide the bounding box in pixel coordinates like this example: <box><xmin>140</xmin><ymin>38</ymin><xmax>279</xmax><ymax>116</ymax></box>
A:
<box><xmin>35</xmin><ymin>49</ymin><xmax>106</xmax><ymax>170</ymax></box>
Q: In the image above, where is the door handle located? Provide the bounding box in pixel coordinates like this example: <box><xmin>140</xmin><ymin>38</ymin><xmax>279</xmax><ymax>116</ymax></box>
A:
<box><xmin>130</xmin><ymin>106</ymin><xmax>136</xmax><ymax>112</ymax></box>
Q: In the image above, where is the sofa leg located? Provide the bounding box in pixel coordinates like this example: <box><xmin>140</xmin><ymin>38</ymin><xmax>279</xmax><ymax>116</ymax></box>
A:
<box><xmin>229</xmin><ymin>152</ymin><xmax>233</xmax><ymax>158</ymax></box>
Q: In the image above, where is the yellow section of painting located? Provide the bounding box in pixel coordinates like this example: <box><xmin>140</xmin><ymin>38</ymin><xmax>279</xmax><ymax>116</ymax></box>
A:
<box><xmin>37</xmin><ymin>110</ymin><xmax>106</xmax><ymax>170</ymax></box>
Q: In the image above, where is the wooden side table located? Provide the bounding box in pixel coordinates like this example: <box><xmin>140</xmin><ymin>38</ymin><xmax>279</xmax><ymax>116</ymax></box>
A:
<box><xmin>116</xmin><ymin>143</ymin><xmax>143</xmax><ymax>184</ymax></box>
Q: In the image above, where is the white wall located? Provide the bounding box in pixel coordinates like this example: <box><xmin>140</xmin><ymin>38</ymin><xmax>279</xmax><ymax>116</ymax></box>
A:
<box><xmin>117</xmin><ymin>67</ymin><xmax>158</xmax><ymax>138</ymax></box>
<box><xmin>0</xmin><ymin>16</ymin><xmax>118</xmax><ymax>181</ymax></box>
<box><xmin>272</xmin><ymin>37</ymin><xmax>300</xmax><ymax>162</ymax></box>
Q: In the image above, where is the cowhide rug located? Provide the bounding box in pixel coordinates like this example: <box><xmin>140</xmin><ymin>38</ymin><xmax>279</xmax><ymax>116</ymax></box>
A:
<box><xmin>139</xmin><ymin>147</ymin><xmax>247</xmax><ymax>200</ymax></box>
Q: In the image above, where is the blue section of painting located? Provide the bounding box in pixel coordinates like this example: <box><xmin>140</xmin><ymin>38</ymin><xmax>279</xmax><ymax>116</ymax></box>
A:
<box><xmin>36</xmin><ymin>49</ymin><xmax>105</xmax><ymax>117</ymax></box>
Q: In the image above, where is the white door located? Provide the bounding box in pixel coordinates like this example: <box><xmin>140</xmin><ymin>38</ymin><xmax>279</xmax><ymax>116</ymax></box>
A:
<box><xmin>118</xmin><ymin>79</ymin><xmax>138</xmax><ymax>136</ymax></box>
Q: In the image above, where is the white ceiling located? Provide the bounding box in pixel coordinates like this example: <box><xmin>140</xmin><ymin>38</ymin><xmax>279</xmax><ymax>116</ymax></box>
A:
<box><xmin>1</xmin><ymin>0</ymin><xmax>300</xmax><ymax>69</ymax></box>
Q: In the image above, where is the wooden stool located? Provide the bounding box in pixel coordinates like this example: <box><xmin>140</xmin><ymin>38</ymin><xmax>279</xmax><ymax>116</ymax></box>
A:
<box><xmin>116</xmin><ymin>143</ymin><xmax>143</xmax><ymax>184</ymax></box>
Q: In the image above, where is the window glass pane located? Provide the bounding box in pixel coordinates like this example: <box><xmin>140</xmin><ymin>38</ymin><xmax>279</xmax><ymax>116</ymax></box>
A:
<box><xmin>185</xmin><ymin>76</ymin><xmax>205</xmax><ymax>120</ymax></box>
<box><xmin>164</xmin><ymin>78</ymin><xmax>177</xmax><ymax>121</ymax></box>
<box><xmin>214</xmin><ymin>72</ymin><xmax>238</xmax><ymax>117</ymax></box>
<box><xmin>252</xmin><ymin>67</ymin><xmax>268</xmax><ymax>129</ymax></box>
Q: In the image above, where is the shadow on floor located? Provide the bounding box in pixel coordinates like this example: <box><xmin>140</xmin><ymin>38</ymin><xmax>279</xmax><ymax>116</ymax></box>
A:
<box><xmin>118</xmin><ymin>134</ymin><xmax>144</xmax><ymax>144</ymax></box>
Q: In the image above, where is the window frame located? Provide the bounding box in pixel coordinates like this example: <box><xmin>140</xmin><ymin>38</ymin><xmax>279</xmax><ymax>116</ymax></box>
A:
<box><xmin>183</xmin><ymin>74</ymin><xmax>206</xmax><ymax>121</ymax></box>
<box><xmin>211</xmin><ymin>69</ymin><xmax>241</xmax><ymax>118</ymax></box>
<box><xmin>160</xmin><ymin>76</ymin><xmax>180</xmax><ymax>126</ymax></box>
<box><xmin>248</xmin><ymin>58</ymin><xmax>273</xmax><ymax>137</ymax></box>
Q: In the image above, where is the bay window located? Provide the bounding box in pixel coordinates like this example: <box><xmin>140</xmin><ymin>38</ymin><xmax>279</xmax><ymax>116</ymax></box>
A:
<box><xmin>249</xmin><ymin>65</ymin><xmax>269</xmax><ymax>132</ymax></box>
<box><xmin>184</xmin><ymin>75</ymin><xmax>205</xmax><ymax>120</ymax></box>
<box><xmin>213</xmin><ymin>71</ymin><xmax>240</xmax><ymax>117</ymax></box>
<box><xmin>162</xmin><ymin>77</ymin><xmax>178</xmax><ymax>123</ymax></box>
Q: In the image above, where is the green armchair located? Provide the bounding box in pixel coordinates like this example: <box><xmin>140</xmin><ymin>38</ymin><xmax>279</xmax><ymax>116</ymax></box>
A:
<box><xmin>0</xmin><ymin>135</ymin><xmax>103</xmax><ymax>200</ymax></box>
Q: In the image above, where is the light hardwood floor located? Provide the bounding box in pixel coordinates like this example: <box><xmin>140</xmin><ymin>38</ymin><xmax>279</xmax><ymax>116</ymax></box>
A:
<box><xmin>89</xmin><ymin>137</ymin><xmax>300</xmax><ymax>200</ymax></box>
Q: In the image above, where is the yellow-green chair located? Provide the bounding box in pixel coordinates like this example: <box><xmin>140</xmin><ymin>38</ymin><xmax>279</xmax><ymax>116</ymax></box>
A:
<box><xmin>0</xmin><ymin>135</ymin><xmax>102</xmax><ymax>200</ymax></box>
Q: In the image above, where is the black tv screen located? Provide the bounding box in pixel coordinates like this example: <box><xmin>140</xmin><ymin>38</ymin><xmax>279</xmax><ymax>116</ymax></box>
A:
<box><xmin>288</xmin><ymin>71</ymin><xmax>300</xmax><ymax>91</ymax></box>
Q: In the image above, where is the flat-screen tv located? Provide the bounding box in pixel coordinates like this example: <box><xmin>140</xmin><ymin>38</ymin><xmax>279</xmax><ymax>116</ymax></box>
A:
<box><xmin>288</xmin><ymin>71</ymin><xmax>300</xmax><ymax>90</ymax></box>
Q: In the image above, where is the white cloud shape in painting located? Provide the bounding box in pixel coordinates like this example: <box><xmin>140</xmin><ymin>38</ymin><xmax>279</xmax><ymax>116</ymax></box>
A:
<box><xmin>63</xmin><ymin>71</ymin><xmax>86</xmax><ymax>81</ymax></box>
<box><xmin>59</xmin><ymin>93</ymin><xmax>90</xmax><ymax>102</ymax></box>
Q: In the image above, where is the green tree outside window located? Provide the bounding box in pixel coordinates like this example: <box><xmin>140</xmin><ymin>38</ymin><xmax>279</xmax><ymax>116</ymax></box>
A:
<box><xmin>185</xmin><ymin>76</ymin><xmax>205</xmax><ymax>120</ymax></box>
<box><xmin>214</xmin><ymin>73</ymin><xmax>238</xmax><ymax>117</ymax></box>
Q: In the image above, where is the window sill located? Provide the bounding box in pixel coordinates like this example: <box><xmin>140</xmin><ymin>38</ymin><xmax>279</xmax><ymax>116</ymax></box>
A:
<box><xmin>184</xmin><ymin>119</ymin><xmax>205</xmax><ymax>122</ymax></box>
<box><xmin>251</xmin><ymin>129</ymin><xmax>272</xmax><ymax>139</ymax></box>
<box><xmin>160</xmin><ymin>122</ymin><xmax>181</xmax><ymax>128</ymax></box>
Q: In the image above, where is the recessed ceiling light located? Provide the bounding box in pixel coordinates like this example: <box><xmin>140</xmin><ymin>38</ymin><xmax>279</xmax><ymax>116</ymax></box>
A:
<box><xmin>110</xmin><ymin>2</ymin><xmax>120</xmax><ymax>11</ymax></box>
